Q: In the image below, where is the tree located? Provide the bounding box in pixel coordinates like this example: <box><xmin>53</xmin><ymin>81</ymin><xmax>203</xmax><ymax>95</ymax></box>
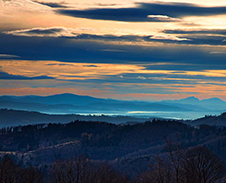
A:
<box><xmin>164</xmin><ymin>136</ymin><xmax>185</xmax><ymax>183</ymax></box>
<box><xmin>183</xmin><ymin>146</ymin><xmax>225</xmax><ymax>183</ymax></box>
<box><xmin>0</xmin><ymin>155</ymin><xmax>21</xmax><ymax>183</ymax></box>
<box><xmin>139</xmin><ymin>156</ymin><xmax>172</xmax><ymax>183</ymax></box>
<box><xmin>139</xmin><ymin>139</ymin><xmax>225</xmax><ymax>183</ymax></box>
<box><xmin>22</xmin><ymin>166</ymin><xmax>43</xmax><ymax>183</ymax></box>
<box><xmin>50</xmin><ymin>155</ymin><xmax>92</xmax><ymax>183</ymax></box>
<box><xmin>50</xmin><ymin>156</ymin><xmax>129</xmax><ymax>183</ymax></box>
<box><xmin>0</xmin><ymin>155</ymin><xmax>43</xmax><ymax>183</ymax></box>
<box><xmin>91</xmin><ymin>162</ymin><xmax>128</xmax><ymax>183</ymax></box>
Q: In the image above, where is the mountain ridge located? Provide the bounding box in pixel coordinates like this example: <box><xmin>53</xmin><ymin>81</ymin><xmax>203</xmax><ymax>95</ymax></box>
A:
<box><xmin>0</xmin><ymin>93</ymin><xmax>225</xmax><ymax>119</ymax></box>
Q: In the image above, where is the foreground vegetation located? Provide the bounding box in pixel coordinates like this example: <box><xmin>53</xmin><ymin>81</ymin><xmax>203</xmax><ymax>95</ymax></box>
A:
<box><xmin>0</xmin><ymin>117</ymin><xmax>226</xmax><ymax>182</ymax></box>
<box><xmin>1</xmin><ymin>144</ymin><xmax>225</xmax><ymax>183</ymax></box>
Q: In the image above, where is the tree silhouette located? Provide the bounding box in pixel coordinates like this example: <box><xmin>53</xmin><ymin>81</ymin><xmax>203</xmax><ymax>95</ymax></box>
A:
<box><xmin>183</xmin><ymin>146</ymin><xmax>225</xmax><ymax>183</ymax></box>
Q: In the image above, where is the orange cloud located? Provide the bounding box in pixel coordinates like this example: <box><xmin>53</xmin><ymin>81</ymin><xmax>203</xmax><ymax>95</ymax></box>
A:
<box><xmin>1</xmin><ymin>60</ymin><xmax>226</xmax><ymax>100</ymax></box>
<box><xmin>0</xmin><ymin>87</ymin><xmax>110</xmax><ymax>97</ymax></box>
<box><xmin>1</xmin><ymin>60</ymin><xmax>226</xmax><ymax>81</ymax></box>
<box><xmin>0</xmin><ymin>60</ymin><xmax>145</xmax><ymax>80</ymax></box>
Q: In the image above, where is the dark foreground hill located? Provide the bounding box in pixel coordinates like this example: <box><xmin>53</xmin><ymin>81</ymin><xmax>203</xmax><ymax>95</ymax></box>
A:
<box><xmin>0</xmin><ymin>117</ymin><xmax>226</xmax><ymax>178</ymax></box>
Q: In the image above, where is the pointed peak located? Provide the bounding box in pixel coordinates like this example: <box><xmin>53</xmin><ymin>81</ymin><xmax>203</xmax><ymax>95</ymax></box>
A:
<box><xmin>186</xmin><ymin>96</ymin><xmax>199</xmax><ymax>100</ymax></box>
<box><xmin>180</xmin><ymin>96</ymin><xmax>200</xmax><ymax>101</ymax></box>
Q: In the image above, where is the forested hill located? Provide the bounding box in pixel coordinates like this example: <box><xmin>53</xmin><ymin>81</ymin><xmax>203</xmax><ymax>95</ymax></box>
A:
<box><xmin>186</xmin><ymin>112</ymin><xmax>226</xmax><ymax>126</ymax></box>
<box><xmin>0</xmin><ymin>118</ymin><xmax>226</xmax><ymax>175</ymax></box>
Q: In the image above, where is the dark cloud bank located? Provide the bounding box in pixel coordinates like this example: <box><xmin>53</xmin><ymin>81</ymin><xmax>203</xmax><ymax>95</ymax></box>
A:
<box><xmin>163</xmin><ymin>29</ymin><xmax>226</xmax><ymax>35</ymax></box>
<box><xmin>0</xmin><ymin>71</ymin><xmax>54</xmax><ymax>80</ymax></box>
<box><xmin>5</xmin><ymin>27</ymin><xmax>226</xmax><ymax>46</ymax></box>
<box><xmin>57</xmin><ymin>2</ymin><xmax>226</xmax><ymax>22</ymax></box>
<box><xmin>33</xmin><ymin>1</ymin><xmax>67</xmax><ymax>8</ymax></box>
<box><xmin>1</xmin><ymin>32</ymin><xmax>226</xmax><ymax>70</ymax></box>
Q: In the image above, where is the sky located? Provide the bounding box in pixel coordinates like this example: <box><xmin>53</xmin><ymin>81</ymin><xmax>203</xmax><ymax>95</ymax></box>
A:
<box><xmin>0</xmin><ymin>0</ymin><xmax>226</xmax><ymax>101</ymax></box>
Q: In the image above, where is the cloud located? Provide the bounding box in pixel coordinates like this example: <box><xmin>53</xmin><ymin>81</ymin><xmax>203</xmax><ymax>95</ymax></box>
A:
<box><xmin>147</xmin><ymin>15</ymin><xmax>180</xmax><ymax>22</ymax></box>
<box><xmin>5</xmin><ymin>26</ymin><xmax>226</xmax><ymax>47</ymax></box>
<box><xmin>100</xmin><ymin>49</ymin><xmax>127</xmax><ymax>52</ymax></box>
<box><xmin>4</xmin><ymin>27</ymin><xmax>77</xmax><ymax>37</ymax></box>
<box><xmin>1</xmin><ymin>31</ymin><xmax>226</xmax><ymax>68</ymax></box>
<box><xmin>163</xmin><ymin>29</ymin><xmax>226</xmax><ymax>35</ymax></box>
<box><xmin>46</xmin><ymin>63</ymin><xmax>74</xmax><ymax>66</ymax></box>
<box><xmin>95</xmin><ymin>3</ymin><xmax>119</xmax><ymax>7</ymax></box>
<box><xmin>149</xmin><ymin>34</ymin><xmax>190</xmax><ymax>41</ymax></box>
<box><xmin>137</xmin><ymin>76</ymin><xmax>146</xmax><ymax>80</ymax></box>
<box><xmin>209</xmin><ymin>51</ymin><xmax>226</xmax><ymax>54</ymax></box>
<box><xmin>83</xmin><ymin>65</ymin><xmax>98</xmax><ymax>67</ymax></box>
<box><xmin>57</xmin><ymin>2</ymin><xmax>226</xmax><ymax>22</ymax></box>
<box><xmin>0</xmin><ymin>61</ymin><xmax>148</xmax><ymax>81</ymax></box>
<box><xmin>0</xmin><ymin>0</ymin><xmax>52</xmax><ymax>13</ymax></box>
<box><xmin>4</xmin><ymin>27</ymin><xmax>95</xmax><ymax>38</ymax></box>
<box><xmin>1</xmin><ymin>60</ymin><xmax>226</xmax><ymax>100</ymax></box>
<box><xmin>0</xmin><ymin>71</ymin><xmax>54</xmax><ymax>80</ymax></box>
<box><xmin>3</xmin><ymin>60</ymin><xmax>226</xmax><ymax>85</ymax></box>
<box><xmin>5</xmin><ymin>27</ymin><xmax>226</xmax><ymax>47</ymax></box>
<box><xmin>0</xmin><ymin>54</ymin><xmax>20</xmax><ymax>58</ymax></box>
<box><xmin>32</xmin><ymin>1</ymin><xmax>67</xmax><ymax>8</ymax></box>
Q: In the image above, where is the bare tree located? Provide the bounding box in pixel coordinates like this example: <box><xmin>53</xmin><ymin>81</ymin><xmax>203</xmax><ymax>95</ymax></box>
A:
<box><xmin>22</xmin><ymin>166</ymin><xmax>43</xmax><ymax>183</ymax></box>
<box><xmin>50</xmin><ymin>155</ymin><xmax>93</xmax><ymax>183</ymax></box>
<box><xmin>164</xmin><ymin>136</ymin><xmax>185</xmax><ymax>183</ymax></box>
<box><xmin>51</xmin><ymin>157</ymin><xmax>129</xmax><ymax>183</ymax></box>
<box><xmin>183</xmin><ymin>146</ymin><xmax>225</xmax><ymax>183</ymax></box>
<box><xmin>91</xmin><ymin>162</ymin><xmax>129</xmax><ymax>183</ymax></box>
<box><xmin>139</xmin><ymin>153</ymin><xmax>180</xmax><ymax>183</ymax></box>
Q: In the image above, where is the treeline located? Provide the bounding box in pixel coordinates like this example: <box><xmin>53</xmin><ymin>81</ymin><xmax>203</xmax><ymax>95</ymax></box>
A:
<box><xmin>139</xmin><ymin>140</ymin><xmax>226</xmax><ymax>183</ymax></box>
<box><xmin>1</xmin><ymin>119</ymin><xmax>226</xmax><ymax>163</ymax></box>
<box><xmin>0</xmin><ymin>154</ymin><xmax>128</xmax><ymax>183</ymax></box>
<box><xmin>1</xmin><ymin>144</ymin><xmax>225</xmax><ymax>183</ymax></box>
<box><xmin>1</xmin><ymin>119</ymin><xmax>226</xmax><ymax>152</ymax></box>
<box><xmin>0</xmin><ymin>119</ymin><xmax>226</xmax><ymax>178</ymax></box>
<box><xmin>0</xmin><ymin>155</ymin><xmax>43</xmax><ymax>183</ymax></box>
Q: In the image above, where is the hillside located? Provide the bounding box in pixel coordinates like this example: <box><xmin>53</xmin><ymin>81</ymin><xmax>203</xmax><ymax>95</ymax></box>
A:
<box><xmin>186</xmin><ymin>112</ymin><xmax>226</xmax><ymax>126</ymax></box>
<box><xmin>1</xmin><ymin>118</ymin><xmax>226</xmax><ymax>176</ymax></box>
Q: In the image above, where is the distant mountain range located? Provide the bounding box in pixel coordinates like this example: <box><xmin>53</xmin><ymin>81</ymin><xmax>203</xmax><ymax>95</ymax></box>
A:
<box><xmin>0</xmin><ymin>93</ymin><xmax>225</xmax><ymax>119</ymax></box>
<box><xmin>163</xmin><ymin>96</ymin><xmax>226</xmax><ymax>109</ymax></box>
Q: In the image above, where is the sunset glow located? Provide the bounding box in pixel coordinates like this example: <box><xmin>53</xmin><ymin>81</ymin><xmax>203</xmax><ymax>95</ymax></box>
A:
<box><xmin>1</xmin><ymin>0</ymin><xmax>226</xmax><ymax>100</ymax></box>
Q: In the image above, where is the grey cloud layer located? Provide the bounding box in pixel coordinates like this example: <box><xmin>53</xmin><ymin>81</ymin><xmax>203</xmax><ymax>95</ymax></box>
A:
<box><xmin>163</xmin><ymin>29</ymin><xmax>226</xmax><ymax>35</ymax></box>
<box><xmin>1</xmin><ymin>31</ymin><xmax>226</xmax><ymax>69</ymax></box>
<box><xmin>33</xmin><ymin>1</ymin><xmax>67</xmax><ymax>8</ymax></box>
<box><xmin>57</xmin><ymin>2</ymin><xmax>226</xmax><ymax>22</ymax></box>
<box><xmin>0</xmin><ymin>54</ymin><xmax>20</xmax><ymax>58</ymax></box>
<box><xmin>5</xmin><ymin>27</ymin><xmax>75</xmax><ymax>37</ymax></box>
<box><xmin>5</xmin><ymin>27</ymin><xmax>226</xmax><ymax>46</ymax></box>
